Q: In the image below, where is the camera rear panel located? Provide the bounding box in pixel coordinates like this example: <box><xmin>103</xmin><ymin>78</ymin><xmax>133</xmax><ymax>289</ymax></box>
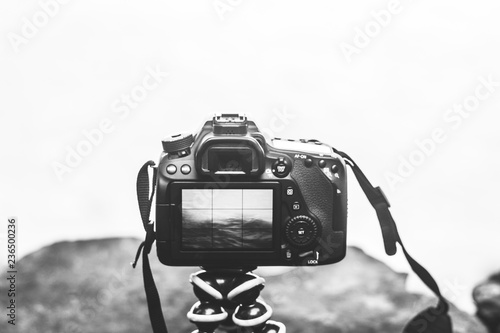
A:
<box><xmin>155</xmin><ymin>116</ymin><xmax>347</xmax><ymax>267</ymax></box>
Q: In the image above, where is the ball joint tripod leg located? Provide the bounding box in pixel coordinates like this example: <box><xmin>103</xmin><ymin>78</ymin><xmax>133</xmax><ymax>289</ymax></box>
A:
<box><xmin>186</xmin><ymin>268</ymin><xmax>286</xmax><ymax>333</ymax></box>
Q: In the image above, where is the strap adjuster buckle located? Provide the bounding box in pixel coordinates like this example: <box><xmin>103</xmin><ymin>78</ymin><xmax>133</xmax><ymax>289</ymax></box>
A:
<box><xmin>374</xmin><ymin>186</ymin><xmax>391</xmax><ymax>208</ymax></box>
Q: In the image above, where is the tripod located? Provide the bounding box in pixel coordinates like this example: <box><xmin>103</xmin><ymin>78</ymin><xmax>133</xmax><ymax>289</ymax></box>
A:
<box><xmin>187</xmin><ymin>267</ymin><xmax>286</xmax><ymax>333</ymax></box>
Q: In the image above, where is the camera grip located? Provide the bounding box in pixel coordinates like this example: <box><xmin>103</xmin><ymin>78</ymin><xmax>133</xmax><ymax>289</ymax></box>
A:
<box><xmin>290</xmin><ymin>160</ymin><xmax>334</xmax><ymax>229</ymax></box>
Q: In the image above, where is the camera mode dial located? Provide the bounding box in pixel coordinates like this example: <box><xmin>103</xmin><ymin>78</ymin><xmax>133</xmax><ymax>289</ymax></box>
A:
<box><xmin>162</xmin><ymin>133</ymin><xmax>194</xmax><ymax>156</ymax></box>
<box><xmin>285</xmin><ymin>215</ymin><xmax>320</xmax><ymax>248</ymax></box>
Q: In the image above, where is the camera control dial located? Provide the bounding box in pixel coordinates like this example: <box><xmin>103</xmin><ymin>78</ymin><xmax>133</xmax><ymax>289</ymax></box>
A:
<box><xmin>162</xmin><ymin>133</ymin><xmax>194</xmax><ymax>156</ymax></box>
<box><xmin>285</xmin><ymin>215</ymin><xmax>320</xmax><ymax>248</ymax></box>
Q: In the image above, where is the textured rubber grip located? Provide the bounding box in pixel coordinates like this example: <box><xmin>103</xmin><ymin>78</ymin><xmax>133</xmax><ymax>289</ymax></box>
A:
<box><xmin>290</xmin><ymin>160</ymin><xmax>334</xmax><ymax>229</ymax></box>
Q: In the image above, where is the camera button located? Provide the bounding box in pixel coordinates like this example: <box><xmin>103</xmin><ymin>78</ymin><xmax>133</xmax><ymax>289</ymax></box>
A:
<box><xmin>286</xmin><ymin>187</ymin><xmax>294</xmax><ymax>196</ymax></box>
<box><xmin>292</xmin><ymin>202</ymin><xmax>300</xmax><ymax>211</ymax></box>
<box><xmin>166</xmin><ymin>164</ymin><xmax>177</xmax><ymax>174</ymax></box>
<box><xmin>331</xmin><ymin>164</ymin><xmax>339</xmax><ymax>173</ymax></box>
<box><xmin>318</xmin><ymin>159</ymin><xmax>326</xmax><ymax>168</ymax></box>
<box><xmin>304</xmin><ymin>158</ymin><xmax>313</xmax><ymax>167</ymax></box>
<box><xmin>180</xmin><ymin>164</ymin><xmax>191</xmax><ymax>174</ymax></box>
<box><xmin>272</xmin><ymin>157</ymin><xmax>291</xmax><ymax>177</ymax></box>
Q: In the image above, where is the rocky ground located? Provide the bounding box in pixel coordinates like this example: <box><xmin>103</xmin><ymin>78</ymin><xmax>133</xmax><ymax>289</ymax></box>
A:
<box><xmin>0</xmin><ymin>237</ymin><xmax>487</xmax><ymax>333</ymax></box>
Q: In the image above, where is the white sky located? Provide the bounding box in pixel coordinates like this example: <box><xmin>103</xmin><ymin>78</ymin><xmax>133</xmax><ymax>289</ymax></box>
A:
<box><xmin>1</xmin><ymin>0</ymin><xmax>500</xmax><ymax>313</ymax></box>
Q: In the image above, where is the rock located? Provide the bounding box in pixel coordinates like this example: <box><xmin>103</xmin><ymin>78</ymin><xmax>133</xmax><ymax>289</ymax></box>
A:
<box><xmin>0</xmin><ymin>238</ymin><xmax>487</xmax><ymax>333</ymax></box>
<box><xmin>473</xmin><ymin>272</ymin><xmax>500</xmax><ymax>333</ymax></box>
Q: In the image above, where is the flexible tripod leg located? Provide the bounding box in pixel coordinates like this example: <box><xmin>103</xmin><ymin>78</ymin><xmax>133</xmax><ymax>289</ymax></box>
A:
<box><xmin>228</xmin><ymin>273</ymin><xmax>285</xmax><ymax>333</ymax></box>
<box><xmin>187</xmin><ymin>269</ymin><xmax>229</xmax><ymax>333</ymax></box>
<box><xmin>187</xmin><ymin>268</ymin><xmax>286</xmax><ymax>333</ymax></box>
<box><xmin>187</xmin><ymin>300</ymin><xmax>228</xmax><ymax>333</ymax></box>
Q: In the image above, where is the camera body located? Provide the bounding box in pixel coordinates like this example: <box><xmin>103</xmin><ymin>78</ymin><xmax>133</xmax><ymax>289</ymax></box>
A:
<box><xmin>156</xmin><ymin>114</ymin><xmax>347</xmax><ymax>267</ymax></box>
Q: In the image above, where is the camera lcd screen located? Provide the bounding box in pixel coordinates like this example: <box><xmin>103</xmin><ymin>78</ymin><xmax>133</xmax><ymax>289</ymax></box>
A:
<box><xmin>181</xmin><ymin>189</ymin><xmax>273</xmax><ymax>250</ymax></box>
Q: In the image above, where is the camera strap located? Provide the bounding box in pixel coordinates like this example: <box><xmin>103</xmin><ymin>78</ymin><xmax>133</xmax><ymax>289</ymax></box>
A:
<box><xmin>133</xmin><ymin>155</ymin><xmax>453</xmax><ymax>333</ymax></box>
<box><xmin>132</xmin><ymin>160</ymin><xmax>169</xmax><ymax>333</ymax></box>
<box><xmin>334</xmin><ymin>149</ymin><xmax>452</xmax><ymax>333</ymax></box>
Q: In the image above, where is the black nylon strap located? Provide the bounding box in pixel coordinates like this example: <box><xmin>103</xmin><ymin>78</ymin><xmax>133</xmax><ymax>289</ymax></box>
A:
<box><xmin>133</xmin><ymin>161</ymin><xmax>168</xmax><ymax>333</ymax></box>
<box><xmin>142</xmin><ymin>224</ymin><xmax>168</xmax><ymax>333</ymax></box>
<box><xmin>337</xmin><ymin>151</ymin><xmax>398</xmax><ymax>256</ymax></box>
<box><xmin>335</xmin><ymin>149</ymin><xmax>452</xmax><ymax>332</ymax></box>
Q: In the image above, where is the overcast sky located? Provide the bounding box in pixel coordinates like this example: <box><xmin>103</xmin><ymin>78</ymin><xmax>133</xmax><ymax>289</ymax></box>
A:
<box><xmin>1</xmin><ymin>0</ymin><xmax>500</xmax><ymax>313</ymax></box>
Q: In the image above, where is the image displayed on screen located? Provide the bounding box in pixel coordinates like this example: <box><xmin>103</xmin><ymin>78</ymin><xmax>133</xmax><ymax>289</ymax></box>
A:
<box><xmin>181</xmin><ymin>189</ymin><xmax>273</xmax><ymax>250</ymax></box>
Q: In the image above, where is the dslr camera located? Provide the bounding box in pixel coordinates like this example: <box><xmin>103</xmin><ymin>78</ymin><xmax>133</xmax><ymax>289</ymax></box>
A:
<box><xmin>156</xmin><ymin>114</ymin><xmax>347</xmax><ymax>267</ymax></box>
